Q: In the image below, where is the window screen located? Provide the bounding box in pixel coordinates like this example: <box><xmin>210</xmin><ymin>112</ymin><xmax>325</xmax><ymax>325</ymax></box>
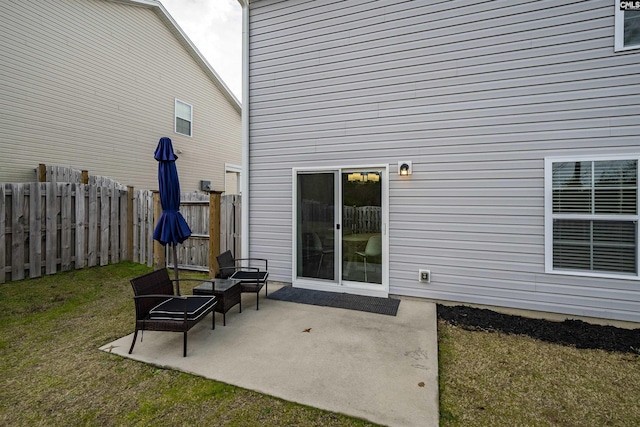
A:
<box><xmin>551</xmin><ymin>160</ymin><xmax>638</xmax><ymax>275</ymax></box>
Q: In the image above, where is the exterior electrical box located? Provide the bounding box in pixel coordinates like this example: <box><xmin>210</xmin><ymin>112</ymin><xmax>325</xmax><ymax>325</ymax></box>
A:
<box><xmin>200</xmin><ymin>180</ymin><xmax>211</xmax><ymax>191</ymax></box>
<box><xmin>419</xmin><ymin>269</ymin><xmax>431</xmax><ymax>283</ymax></box>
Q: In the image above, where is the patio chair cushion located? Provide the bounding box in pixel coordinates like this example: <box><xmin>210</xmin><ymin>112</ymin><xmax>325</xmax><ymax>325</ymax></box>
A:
<box><xmin>149</xmin><ymin>296</ymin><xmax>217</xmax><ymax>321</ymax></box>
<box><xmin>232</xmin><ymin>270</ymin><xmax>269</xmax><ymax>284</ymax></box>
<box><xmin>230</xmin><ymin>271</ymin><xmax>269</xmax><ymax>306</ymax></box>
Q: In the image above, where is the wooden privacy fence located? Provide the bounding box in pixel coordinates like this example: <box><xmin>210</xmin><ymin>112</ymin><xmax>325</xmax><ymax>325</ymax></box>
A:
<box><xmin>1</xmin><ymin>167</ymin><xmax>242</xmax><ymax>283</ymax></box>
<box><xmin>0</xmin><ymin>182</ymin><xmax>135</xmax><ymax>283</ymax></box>
<box><xmin>36</xmin><ymin>163</ymin><xmax>123</xmax><ymax>187</ymax></box>
<box><xmin>168</xmin><ymin>192</ymin><xmax>241</xmax><ymax>273</ymax></box>
<box><xmin>343</xmin><ymin>205</ymin><xmax>382</xmax><ymax>234</ymax></box>
<box><xmin>302</xmin><ymin>201</ymin><xmax>382</xmax><ymax>233</ymax></box>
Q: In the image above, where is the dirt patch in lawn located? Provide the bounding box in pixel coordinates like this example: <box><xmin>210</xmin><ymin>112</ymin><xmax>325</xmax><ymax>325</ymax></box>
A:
<box><xmin>437</xmin><ymin>304</ymin><xmax>640</xmax><ymax>354</ymax></box>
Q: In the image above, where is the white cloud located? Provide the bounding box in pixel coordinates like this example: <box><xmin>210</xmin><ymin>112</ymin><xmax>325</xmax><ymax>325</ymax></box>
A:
<box><xmin>160</xmin><ymin>0</ymin><xmax>242</xmax><ymax>99</ymax></box>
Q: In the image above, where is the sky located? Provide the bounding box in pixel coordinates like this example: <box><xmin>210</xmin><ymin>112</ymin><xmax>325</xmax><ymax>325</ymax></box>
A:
<box><xmin>160</xmin><ymin>0</ymin><xmax>243</xmax><ymax>100</ymax></box>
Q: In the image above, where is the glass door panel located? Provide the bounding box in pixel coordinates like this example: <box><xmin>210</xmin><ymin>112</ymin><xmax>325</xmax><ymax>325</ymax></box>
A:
<box><xmin>296</xmin><ymin>173</ymin><xmax>336</xmax><ymax>281</ymax></box>
<box><xmin>342</xmin><ymin>171</ymin><xmax>382</xmax><ymax>284</ymax></box>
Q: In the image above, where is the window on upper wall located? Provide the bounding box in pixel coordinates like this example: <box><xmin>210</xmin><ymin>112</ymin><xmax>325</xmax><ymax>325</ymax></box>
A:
<box><xmin>545</xmin><ymin>156</ymin><xmax>639</xmax><ymax>279</ymax></box>
<box><xmin>615</xmin><ymin>1</ymin><xmax>640</xmax><ymax>51</ymax></box>
<box><xmin>175</xmin><ymin>99</ymin><xmax>192</xmax><ymax>137</ymax></box>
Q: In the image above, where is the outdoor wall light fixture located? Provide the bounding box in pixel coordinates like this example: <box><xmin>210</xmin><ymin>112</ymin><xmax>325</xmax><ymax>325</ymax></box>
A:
<box><xmin>398</xmin><ymin>161</ymin><xmax>412</xmax><ymax>176</ymax></box>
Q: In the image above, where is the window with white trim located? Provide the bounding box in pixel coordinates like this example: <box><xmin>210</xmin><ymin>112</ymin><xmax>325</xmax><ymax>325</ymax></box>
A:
<box><xmin>545</xmin><ymin>157</ymin><xmax>639</xmax><ymax>277</ymax></box>
<box><xmin>175</xmin><ymin>99</ymin><xmax>192</xmax><ymax>137</ymax></box>
<box><xmin>615</xmin><ymin>0</ymin><xmax>640</xmax><ymax>51</ymax></box>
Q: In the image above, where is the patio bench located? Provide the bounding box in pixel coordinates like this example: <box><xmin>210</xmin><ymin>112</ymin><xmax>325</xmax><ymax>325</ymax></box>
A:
<box><xmin>129</xmin><ymin>269</ymin><xmax>217</xmax><ymax>357</ymax></box>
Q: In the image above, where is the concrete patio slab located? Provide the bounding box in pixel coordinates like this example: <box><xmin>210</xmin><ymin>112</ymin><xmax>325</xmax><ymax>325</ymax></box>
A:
<box><xmin>101</xmin><ymin>284</ymin><xmax>439</xmax><ymax>427</ymax></box>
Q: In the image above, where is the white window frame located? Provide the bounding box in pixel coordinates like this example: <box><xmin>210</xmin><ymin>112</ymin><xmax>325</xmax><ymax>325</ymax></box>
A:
<box><xmin>544</xmin><ymin>154</ymin><xmax>640</xmax><ymax>280</ymax></box>
<box><xmin>175</xmin><ymin>99</ymin><xmax>193</xmax><ymax>137</ymax></box>
<box><xmin>615</xmin><ymin>0</ymin><xmax>640</xmax><ymax>52</ymax></box>
<box><xmin>291</xmin><ymin>164</ymin><xmax>390</xmax><ymax>298</ymax></box>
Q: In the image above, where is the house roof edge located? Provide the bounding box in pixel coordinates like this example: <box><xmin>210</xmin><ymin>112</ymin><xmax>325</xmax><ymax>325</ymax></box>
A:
<box><xmin>105</xmin><ymin>0</ymin><xmax>242</xmax><ymax>114</ymax></box>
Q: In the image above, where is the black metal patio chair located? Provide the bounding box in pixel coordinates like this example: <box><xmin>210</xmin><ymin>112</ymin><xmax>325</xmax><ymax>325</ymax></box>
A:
<box><xmin>216</xmin><ymin>250</ymin><xmax>269</xmax><ymax>310</ymax></box>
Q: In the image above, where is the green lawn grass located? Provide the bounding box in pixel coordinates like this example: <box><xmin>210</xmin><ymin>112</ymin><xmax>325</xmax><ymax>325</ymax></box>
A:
<box><xmin>438</xmin><ymin>319</ymin><xmax>640</xmax><ymax>426</ymax></box>
<box><xmin>2</xmin><ymin>262</ymin><xmax>639</xmax><ymax>426</ymax></box>
<box><xmin>0</xmin><ymin>263</ymin><xmax>375</xmax><ymax>426</ymax></box>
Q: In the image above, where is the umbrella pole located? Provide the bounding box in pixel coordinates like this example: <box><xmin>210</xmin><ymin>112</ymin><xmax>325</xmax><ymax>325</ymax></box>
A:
<box><xmin>173</xmin><ymin>243</ymin><xmax>180</xmax><ymax>296</ymax></box>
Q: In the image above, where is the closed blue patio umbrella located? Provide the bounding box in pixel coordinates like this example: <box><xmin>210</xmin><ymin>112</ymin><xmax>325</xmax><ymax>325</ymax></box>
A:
<box><xmin>153</xmin><ymin>137</ymin><xmax>191</xmax><ymax>291</ymax></box>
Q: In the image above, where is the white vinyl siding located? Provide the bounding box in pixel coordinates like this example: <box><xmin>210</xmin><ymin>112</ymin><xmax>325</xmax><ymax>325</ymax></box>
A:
<box><xmin>0</xmin><ymin>0</ymin><xmax>240</xmax><ymax>192</ymax></box>
<box><xmin>545</xmin><ymin>156</ymin><xmax>639</xmax><ymax>278</ymax></box>
<box><xmin>616</xmin><ymin>0</ymin><xmax>640</xmax><ymax>51</ymax></box>
<box><xmin>247</xmin><ymin>0</ymin><xmax>640</xmax><ymax>322</ymax></box>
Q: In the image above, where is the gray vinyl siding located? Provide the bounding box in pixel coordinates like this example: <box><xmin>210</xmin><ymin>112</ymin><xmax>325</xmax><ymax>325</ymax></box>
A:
<box><xmin>0</xmin><ymin>0</ymin><xmax>240</xmax><ymax>192</ymax></box>
<box><xmin>247</xmin><ymin>0</ymin><xmax>640</xmax><ymax>322</ymax></box>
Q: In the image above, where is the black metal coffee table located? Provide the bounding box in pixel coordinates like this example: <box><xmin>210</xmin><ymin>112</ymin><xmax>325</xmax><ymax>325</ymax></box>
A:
<box><xmin>193</xmin><ymin>279</ymin><xmax>241</xmax><ymax>326</ymax></box>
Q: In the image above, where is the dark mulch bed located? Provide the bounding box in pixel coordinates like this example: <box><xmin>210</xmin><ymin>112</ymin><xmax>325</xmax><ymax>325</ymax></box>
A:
<box><xmin>437</xmin><ymin>304</ymin><xmax>640</xmax><ymax>354</ymax></box>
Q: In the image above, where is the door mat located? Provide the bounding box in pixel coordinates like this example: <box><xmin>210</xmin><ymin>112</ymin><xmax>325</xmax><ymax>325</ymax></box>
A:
<box><xmin>267</xmin><ymin>286</ymin><xmax>400</xmax><ymax>316</ymax></box>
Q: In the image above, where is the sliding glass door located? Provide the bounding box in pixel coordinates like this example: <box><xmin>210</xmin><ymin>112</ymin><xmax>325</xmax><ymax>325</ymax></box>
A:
<box><xmin>295</xmin><ymin>168</ymin><xmax>386</xmax><ymax>293</ymax></box>
<box><xmin>342</xmin><ymin>171</ymin><xmax>382</xmax><ymax>284</ymax></box>
<box><xmin>296</xmin><ymin>172</ymin><xmax>337</xmax><ymax>281</ymax></box>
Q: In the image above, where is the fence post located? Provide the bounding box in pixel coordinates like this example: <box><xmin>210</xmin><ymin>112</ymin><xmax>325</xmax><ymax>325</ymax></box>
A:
<box><xmin>127</xmin><ymin>186</ymin><xmax>134</xmax><ymax>261</ymax></box>
<box><xmin>208</xmin><ymin>190</ymin><xmax>224</xmax><ymax>278</ymax></box>
<box><xmin>153</xmin><ymin>191</ymin><xmax>165</xmax><ymax>269</ymax></box>
<box><xmin>38</xmin><ymin>164</ymin><xmax>46</xmax><ymax>182</ymax></box>
<box><xmin>0</xmin><ymin>184</ymin><xmax>5</xmax><ymax>284</ymax></box>
<box><xmin>81</xmin><ymin>170</ymin><xmax>89</xmax><ymax>185</ymax></box>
